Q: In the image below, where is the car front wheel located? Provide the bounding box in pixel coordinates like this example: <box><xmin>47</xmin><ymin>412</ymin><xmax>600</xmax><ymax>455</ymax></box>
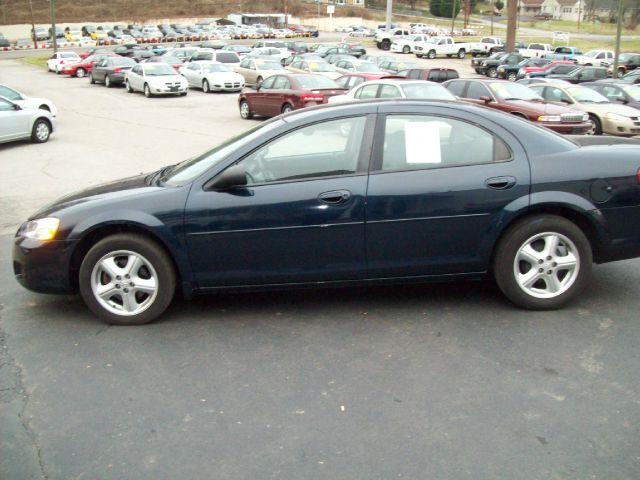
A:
<box><xmin>78</xmin><ymin>234</ymin><xmax>176</xmax><ymax>325</ymax></box>
<box><xmin>31</xmin><ymin>119</ymin><xmax>51</xmax><ymax>143</ymax></box>
<box><xmin>105</xmin><ymin>75</ymin><xmax>112</xmax><ymax>88</ymax></box>
<box><xmin>144</xmin><ymin>83</ymin><xmax>152</xmax><ymax>98</ymax></box>
<box><xmin>239</xmin><ymin>99</ymin><xmax>253</xmax><ymax>119</ymax></box>
<box><xmin>203</xmin><ymin>79</ymin><xmax>210</xmax><ymax>93</ymax></box>
<box><xmin>76</xmin><ymin>67</ymin><xmax>86</xmax><ymax>78</ymax></box>
<box><xmin>493</xmin><ymin>215</ymin><xmax>592</xmax><ymax>310</ymax></box>
<box><xmin>125</xmin><ymin>80</ymin><xmax>133</xmax><ymax>93</ymax></box>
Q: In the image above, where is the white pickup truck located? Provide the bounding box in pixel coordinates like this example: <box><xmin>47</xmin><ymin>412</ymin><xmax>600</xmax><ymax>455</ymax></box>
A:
<box><xmin>414</xmin><ymin>36</ymin><xmax>500</xmax><ymax>59</ymax></box>
<box><xmin>390</xmin><ymin>34</ymin><xmax>431</xmax><ymax>54</ymax></box>
<box><xmin>518</xmin><ymin>43</ymin><xmax>553</xmax><ymax>58</ymax></box>
<box><xmin>375</xmin><ymin>28</ymin><xmax>412</xmax><ymax>51</ymax></box>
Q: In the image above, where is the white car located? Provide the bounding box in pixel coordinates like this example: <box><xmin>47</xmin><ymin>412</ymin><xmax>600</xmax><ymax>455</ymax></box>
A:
<box><xmin>574</xmin><ymin>49</ymin><xmax>615</xmax><ymax>67</ymax></box>
<box><xmin>0</xmin><ymin>84</ymin><xmax>57</xmax><ymax>116</ymax></box>
<box><xmin>124</xmin><ymin>63</ymin><xmax>188</xmax><ymax>97</ymax></box>
<box><xmin>390</xmin><ymin>34</ymin><xmax>431</xmax><ymax>54</ymax></box>
<box><xmin>47</xmin><ymin>51</ymin><xmax>81</xmax><ymax>73</ymax></box>
<box><xmin>247</xmin><ymin>47</ymin><xmax>290</xmax><ymax>62</ymax></box>
<box><xmin>179</xmin><ymin>61</ymin><xmax>245</xmax><ymax>92</ymax></box>
<box><xmin>328</xmin><ymin>79</ymin><xmax>456</xmax><ymax>104</ymax></box>
<box><xmin>0</xmin><ymin>96</ymin><xmax>56</xmax><ymax>144</ymax></box>
<box><xmin>333</xmin><ymin>59</ymin><xmax>382</xmax><ymax>75</ymax></box>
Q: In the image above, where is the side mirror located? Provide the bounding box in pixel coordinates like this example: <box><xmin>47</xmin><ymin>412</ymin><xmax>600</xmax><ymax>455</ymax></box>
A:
<box><xmin>13</xmin><ymin>104</ymin><xmax>22</xmax><ymax>111</ymax></box>
<box><xmin>206</xmin><ymin>165</ymin><xmax>248</xmax><ymax>190</ymax></box>
<box><xmin>479</xmin><ymin>95</ymin><xmax>492</xmax><ymax>103</ymax></box>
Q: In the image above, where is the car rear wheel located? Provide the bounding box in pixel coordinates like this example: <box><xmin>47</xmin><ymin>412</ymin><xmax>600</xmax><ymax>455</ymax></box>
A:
<box><xmin>493</xmin><ymin>215</ymin><xmax>591</xmax><ymax>310</ymax></box>
<box><xmin>588</xmin><ymin>114</ymin><xmax>602</xmax><ymax>135</ymax></box>
<box><xmin>457</xmin><ymin>49</ymin><xmax>466</xmax><ymax>59</ymax></box>
<box><xmin>203</xmin><ymin>79</ymin><xmax>210</xmax><ymax>93</ymax></box>
<box><xmin>487</xmin><ymin>67</ymin><xmax>498</xmax><ymax>78</ymax></box>
<box><xmin>239</xmin><ymin>100</ymin><xmax>253</xmax><ymax>119</ymax></box>
<box><xmin>281</xmin><ymin>103</ymin><xmax>293</xmax><ymax>114</ymax></box>
<box><xmin>381</xmin><ymin>39</ymin><xmax>391</xmax><ymax>50</ymax></box>
<box><xmin>79</xmin><ymin>234</ymin><xmax>176</xmax><ymax>325</ymax></box>
<box><xmin>144</xmin><ymin>83</ymin><xmax>152</xmax><ymax>98</ymax></box>
<box><xmin>76</xmin><ymin>67</ymin><xmax>86</xmax><ymax>78</ymax></box>
<box><xmin>427</xmin><ymin>50</ymin><xmax>436</xmax><ymax>59</ymax></box>
<box><xmin>402</xmin><ymin>46</ymin><xmax>410</xmax><ymax>54</ymax></box>
<box><xmin>125</xmin><ymin>80</ymin><xmax>133</xmax><ymax>93</ymax></box>
<box><xmin>31</xmin><ymin>119</ymin><xmax>51</xmax><ymax>143</ymax></box>
<box><xmin>105</xmin><ymin>75</ymin><xmax>112</xmax><ymax>88</ymax></box>
<box><xmin>507</xmin><ymin>72</ymin><xmax>517</xmax><ymax>81</ymax></box>
<box><xmin>89</xmin><ymin>72</ymin><xmax>95</xmax><ymax>84</ymax></box>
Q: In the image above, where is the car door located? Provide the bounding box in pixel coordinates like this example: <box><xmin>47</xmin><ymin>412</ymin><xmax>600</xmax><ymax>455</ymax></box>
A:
<box><xmin>183</xmin><ymin>114</ymin><xmax>374</xmax><ymax>287</ymax></box>
<box><xmin>128</xmin><ymin>65</ymin><xmax>142</xmax><ymax>90</ymax></box>
<box><xmin>185</xmin><ymin>63</ymin><xmax>200</xmax><ymax>87</ymax></box>
<box><xmin>0</xmin><ymin>98</ymin><xmax>31</xmax><ymax>141</ymax></box>
<box><xmin>365</xmin><ymin>105</ymin><xmax>530</xmax><ymax>277</ymax></box>
<box><xmin>248</xmin><ymin>75</ymin><xmax>276</xmax><ymax>115</ymax></box>
<box><xmin>268</xmin><ymin>75</ymin><xmax>290</xmax><ymax>114</ymax></box>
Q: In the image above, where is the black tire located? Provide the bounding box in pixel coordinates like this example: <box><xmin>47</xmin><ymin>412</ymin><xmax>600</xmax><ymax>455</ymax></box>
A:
<box><xmin>588</xmin><ymin>114</ymin><xmax>602</xmax><ymax>135</ymax></box>
<box><xmin>144</xmin><ymin>83</ymin><xmax>152</xmax><ymax>98</ymax></box>
<box><xmin>203</xmin><ymin>79</ymin><xmax>210</xmax><ymax>93</ymax></box>
<box><xmin>427</xmin><ymin>49</ymin><xmax>436</xmax><ymax>59</ymax></box>
<box><xmin>180</xmin><ymin>92</ymin><xmax>187</xmax><ymax>96</ymax></box>
<box><xmin>76</xmin><ymin>67</ymin><xmax>86</xmax><ymax>78</ymax></box>
<box><xmin>493</xmin><ymin>215</ymin><xmax>592</xmax><ymax>310</ymax></box>
<box><xmin>487</xmin><ymin>67</ymin><xmax>498</xmax><ymax>78</ymax></box>
<box><xmin>281</xmin><ymin>103</ymin><xmax>293</xmax><ymax>114</ymax></box>
<box><xmin>402</xmin><ymin>45</ymin><xmax>410</xmax><ymax>54</ymax></box>
<box><xmin>474</xmin><ymin>68</ymin><xmax>482</xmax><ymax>74</ymax></box>
<box><xmin>381</xmin><ymin>39</ymin><xmax>391</xmax><ymax>51</ymax></box>
<box><xmin>89</xmin><ymin>72</ymin><xmax>95</xmax><ymax>84</ymax></box>
<box><xmin>30</xmin><ymin>118</ymin><xmax>51</xmax><ymax>143</ymax></box>
<box><xmin>457</xmin><ymin>49</ymin><xmax>466</xmax><ymax>59</ymax></box>
<box><xmin>125</xmin><ymin>80</ymin><xmax>133</xmax><ymax>93</ymax></box>
<box><xmin>617</xmin><ymin>67</ymin><xmax>625</xmax><ymax>78</ymax></box>
<box><xmin>105</xmin><ymin>75</ymin><xmax>112</xmax><ymax>88</ymax></box>
<box><xmin>507</xmin><ymin>72</ymin><xmax>517</xmax><ymax>81</ymax></box>
<box><xmin>78</xmin><ymin>234</ymin><xmax>176</xmax><ymax>325</ymax></box>
<box><xmin>239</xmin><ymin>99</ymin><xmax>253</xmax><ymax>119</ymax></box>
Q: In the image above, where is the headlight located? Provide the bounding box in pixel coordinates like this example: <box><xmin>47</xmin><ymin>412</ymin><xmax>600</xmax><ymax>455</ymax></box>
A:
<box><xmin>23</xmin><ymin>217</ymin><xmax>60</xmax><ymax>241</ymax></box>
<box><xmin>498</xmin><ymin>67</ymin><xmax>505</xmax><ymax>72</ymax></box>
<box><xmin>538</xmin><ymin>115</ymin><xmax>562</xmax><ymax>122</ymax></box>
<box><xmin>606</xmin><ymin>112</ymin><xmax>629</xmax><ymax>122</ymax></box>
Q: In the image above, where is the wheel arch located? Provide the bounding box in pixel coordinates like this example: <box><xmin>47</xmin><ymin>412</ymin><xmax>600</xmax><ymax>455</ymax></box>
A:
<box><xmin>68</xmin><ymin>220</ymin><xmax>192</xmax><ymax>298</ymax></box>
<box><xmin>489</xmin><ymin>202</ymin><xmax>606</xmax><ymax>271</ymax></box>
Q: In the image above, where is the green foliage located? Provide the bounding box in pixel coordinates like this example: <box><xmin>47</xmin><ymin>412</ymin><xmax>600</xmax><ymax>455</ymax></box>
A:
<box><xmin>430</xmin><ymin>0</ymin><xmax>462</xmax><ymax>18</ymax></box>
<box><xmin>495</xmin><ymin>0</ymin><xmax>504</xmax><ymax>10</ymax></box>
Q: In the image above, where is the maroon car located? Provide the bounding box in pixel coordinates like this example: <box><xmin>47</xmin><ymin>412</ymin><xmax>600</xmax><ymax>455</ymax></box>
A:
<box><xmin>238</xmin><ymin>73</ymin><xmax>347</xmax><ymax>119</ymax></box>
<box><xmin>397</xmin><ymin>67</ymin><xmax>459</xmax><ymax>83</ymax></box>
<box><xmin>443</xmin><ymin>78</ymin><xmax>592</xmax><ymax>135</ymax></box>
<box><xmin>334</xmin><ymin>72</ymin><xmax>399</xmax><ymax>90</ymax></box>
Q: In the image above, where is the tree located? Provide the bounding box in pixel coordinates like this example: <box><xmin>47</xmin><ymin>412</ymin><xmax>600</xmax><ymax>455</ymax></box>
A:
<box><xmin>495</xmin><ymin>0</ymin><xmax>505</xmax><ymax>11</ymax></box>
<box><xmin>430</xmin><ymin>0</ymin><xmax>462</xmax><ymax>18</ymax></box>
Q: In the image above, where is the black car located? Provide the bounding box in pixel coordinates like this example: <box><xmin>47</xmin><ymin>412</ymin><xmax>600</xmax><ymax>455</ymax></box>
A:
<box><xmin>337</xmin><ymin>43</ymin><xmax>367</xmax><ymax>58</ymax></box>
<box><xmin>114</xmin><ymin>44</ymin><xmax>142</xmax><ymax>57</ymax></box>
<box><xmin>89</xmin><ymin>56</ymin><xmax>137</xmax><ymax>87</ymax></box>
<box><xmin>285</xmin><ymin>41</ymin><xmax>308</xmax><ymax>54</ymax></box>
<box><xmin>316</xmin><ymin>46</ymin><xmax>351</xmax><ymax>58</ymax></box>
<box><xmin>547</xmin><ymin>66</ymin><xmax>608</xmax><ymax>84</ymax></box>
<box><xmin>479</xmin><ymin>52</ymin><xmax>523</xmax><ymax>78</ymax></box>
<box><xmin>498</xmin><ymin>57</ymin><xmax>550</xmax><ymax>81</ymax></box>
<box><xmin>582</xmin><ymin>81</ymin><xmax>640</xmax><ymax>109</ymax></box>
<box><xmin>471</xmin><ymin>51</ymin><xmax>508</xmax><ymax>76</ymax></box>
<box><xmin>608</xmin><ymin>53</ymin><xmax>640</xmax><ymax>77</ymax></box>
<box><xmin>525</xmin><ymin>62</ymin><xmax>580</xmax><ymax>79</ymax></box>
<box><xmin>13</xmin><ymin>100</ymin><xmax>640</xmax><ymax>325</ymax></box>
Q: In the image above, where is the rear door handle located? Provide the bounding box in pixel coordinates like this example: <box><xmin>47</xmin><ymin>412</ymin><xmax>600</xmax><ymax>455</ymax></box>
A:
<box><xmin>318</xmin><ymin>190</ymin><xmax>351</xmax><ymax>204</ymax></box>
<box><xmin>485</xmin><ymin>176</ymin><xmax>517</xmax><ymax>190</ymax></box>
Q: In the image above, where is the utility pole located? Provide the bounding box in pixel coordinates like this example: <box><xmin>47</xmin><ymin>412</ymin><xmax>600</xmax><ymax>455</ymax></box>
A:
<box><xmin>490</xmin><ymin>0</ymin><xmax>494</xmax><ymax>35</ymax></box>
<box><xmin>28</xmin><ymin>0</ymin><xmax>38</xmax><ymax>49</ymax></box>
<box><xmin>317</xmin><ymin>0</ymin><xmax>320</xmax><ymax>31</ymax></box>
<box><xmin>50</xmin><ymin>0</ymin><xmax>57</xmax><ymax>53</ymax></box>
<box><xmin>450</xmin><ymin>0</ymin><xmax>457</xmax><ymax>34</ymax></box>
<box><xmin>577</xmin><ymin>0</ymin><xmax>581</xmax><ymax>30</ymax></box>
<box><xmin>284</xmin><ymin>0</ymin><xmax>288</xmax><ymax>28</ymax></box>
<box><xmin>385</xmin><ymin>0</ymin><xmax>393</xmax><ymax>30</ymax></box>
<box><xmin>505</xmin><ymin>0</ymin><xmax>517</xmax><ymax>51</ymax></box>
<box><xmin>613</xmin><ymin>0</ymin><xmax>624</xmax><ymax>76</ymax></box>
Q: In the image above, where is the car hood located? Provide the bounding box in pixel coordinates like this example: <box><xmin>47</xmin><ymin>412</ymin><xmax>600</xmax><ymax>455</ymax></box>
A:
<box><xmin>503</xmin><ymin>99</ymin><xmax>573</xmax><ymax>114</ymax></box>
<box><xmin>146</xmin><ymin>74</ymin><xmax>185</xmax><ymax>84</ymax></box>
<box><xmin>31</xmin><ymin>174</ymin><xmax>159</xmax><ymax>219</ymax></box>
<box><xmin>204</xmin><ymin>72</ymin><xmax>243</xmax><ymax>82</ymax></box>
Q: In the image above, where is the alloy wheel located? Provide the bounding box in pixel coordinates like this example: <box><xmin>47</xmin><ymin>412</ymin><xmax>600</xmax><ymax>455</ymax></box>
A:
<box><xmin>35</xmin><ymin>122</ymin><xmax>49</xmax><ymax>141</ymax></box>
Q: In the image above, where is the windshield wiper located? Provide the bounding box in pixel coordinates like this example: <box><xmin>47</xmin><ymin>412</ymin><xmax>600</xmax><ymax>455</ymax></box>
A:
<box><xmin>145</xmin><ymin>165</ymin><xmax>174</xmax><ymax>185</ymax></box>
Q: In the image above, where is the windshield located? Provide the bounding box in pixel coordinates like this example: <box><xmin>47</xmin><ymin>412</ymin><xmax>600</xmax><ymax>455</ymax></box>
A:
<box><xmin>619</xmin><ymin>53</ymin><xmax>634</xmax><ymax>61</ymax></box>
<box><xmin>401</xmin><ymin>83</ymin><xmax>456</xmax><ymax>100</ymax></box>
<box><xmin>583</xmin><ymin>50</ymin><xmax>600</xmax><ymax>58</ymax></box>
<box><xmin>296</xmin><ymin>75</ymin><xmax>339</xmax><ymax>89</ymax></box>
<box><xmin>202</xmin><ymin>63</ymin><xmax>232</xmax><ymax>73</ymax></box>
<box><xmin>566</xmin><ymin>86</ymin><xmax>609</xmax><ymax>103</ymax></box>
<box><xmin>489</xmin><ymin>82</ymin><xmax>543</xmax><ymax>101</ymax></box>
<box><xmin>163</xmin><ymin>121</ymin><xmax>281</xmax><ymax>186</ymax></box>
<box><xmin>309</xmin><ymin>62</ymin><xmax>334</xmax><ymax>72</ymax></box>
<box><xmin>356</xmin><ymin>63</ymin><xmax>381</xmax><ymax>73</ymax></box>
<box><xmin>143</xmin><ymin>64</ymin><xmax>177</xmax><ymax>76</ymax></box>
<box><xmin>622</xmin><ymin>85</ymin><xmax>640</xmax><ymax>100</ymax></box>
<box><xmin>0</xmin><ymin>85</ymin><xmax>20</xmax><ymax>100</ymax></box>
<box><xmin>112</xmin><ymin>57</ymin><xmax>136</xmax><ymax>66</ymax></box>
<box><xmin>256</xmin><ymin>61</ymin><xmax>283</xmax><ymax>70</ymax></box>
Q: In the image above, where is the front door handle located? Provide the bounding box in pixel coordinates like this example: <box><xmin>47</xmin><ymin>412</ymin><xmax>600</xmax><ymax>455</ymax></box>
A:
<box><xmin>318</xmin><ymin>190</ymin><xmax>351</xmax><ymax>204</ymax></box>
<box><xmin>485</xmin><ymin>176</ymin><xmax>517</xmax><ymax>190</ymax></box>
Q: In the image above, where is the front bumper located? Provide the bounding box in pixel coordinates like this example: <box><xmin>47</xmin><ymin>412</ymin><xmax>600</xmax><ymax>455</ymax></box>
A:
<box><xmin>390</xmin><ymin>44</ymin><xmax>404</xmax><ymax>52</ymax></box>
<box><xmin>150</xmin><ymin>85</ymin><xmax>188</xmax><ymax>95</ymax></box>
<box><xmin>602</xmin><ymin>117</ymin><xmax>640</xmax><ymax>136</ymax></box>
<box><xmin>13</xmin><ymin>236</ymin><xmax>76</xmax><ymax>294</ymax></box>
<box><xmin>542</xmin><ymin>121</ymin><xmax>592</xmax><ymax>135</ymax></box>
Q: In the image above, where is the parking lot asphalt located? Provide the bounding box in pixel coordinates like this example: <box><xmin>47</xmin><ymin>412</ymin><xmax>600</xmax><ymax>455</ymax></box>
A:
<box><xmin>1</xmin><ymin>53</ymin><xmax>640</xmax><ymax>479</ymax></box>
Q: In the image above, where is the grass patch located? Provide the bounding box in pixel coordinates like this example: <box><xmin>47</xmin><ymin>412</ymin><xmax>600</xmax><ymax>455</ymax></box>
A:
<box><xmin>518</xmin><ymin>37</ymin><xmax>640</xmax><ymax>52</ymax></box>
<box><xmin>518</xmin><ymin>19</ymin><xmax>636</xmax><ymax>36</ymax></box>
<box><xmin>22</xmin><ymin>56</ymin><xmax>49</xmax><ymax>69</ymax></box>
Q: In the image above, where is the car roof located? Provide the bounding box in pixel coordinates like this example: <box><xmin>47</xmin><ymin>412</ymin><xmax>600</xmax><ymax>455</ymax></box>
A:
<box><xmin>192</xmin><ymin>60</ymin><xmax>222</xmax><ymax>64</ymax></box>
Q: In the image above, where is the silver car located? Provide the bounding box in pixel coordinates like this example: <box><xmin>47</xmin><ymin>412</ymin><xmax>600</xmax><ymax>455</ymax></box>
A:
<box><xmin>0</xmin><ymin>96</ymin><xmax>56</xmax><ymax>144</ymax></box>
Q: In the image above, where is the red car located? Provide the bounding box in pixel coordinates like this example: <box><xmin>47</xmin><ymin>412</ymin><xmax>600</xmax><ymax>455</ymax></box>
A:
<box><xmin>59</xmin><ymin>53</ymin><xmax>117</xmax><ymax>78</ymax></box>
<box><xmin>518</xmin><ymin>60</ymin><xmax>574</xmax><ymax>78</ymax></box>
<box><xmin>239</xmin><ymin>73</ymin><xmax>347</xmax><ymax>119</ymax></box>
<box><xmin>335</xmin><ymin>72</ymin><xmax>398</xmax><ymax>90</ymax></box>
<box><xmin>443</xmin><ymin>78</ymin><xmax>592</xmax><ymax>135</ymax></box>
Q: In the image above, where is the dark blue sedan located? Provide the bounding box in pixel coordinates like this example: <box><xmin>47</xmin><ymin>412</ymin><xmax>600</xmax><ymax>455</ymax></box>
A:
<box><xmin>12</xmin><ymin>100</ymin><xmax>640</xmax><ymax>324</ymax></box>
